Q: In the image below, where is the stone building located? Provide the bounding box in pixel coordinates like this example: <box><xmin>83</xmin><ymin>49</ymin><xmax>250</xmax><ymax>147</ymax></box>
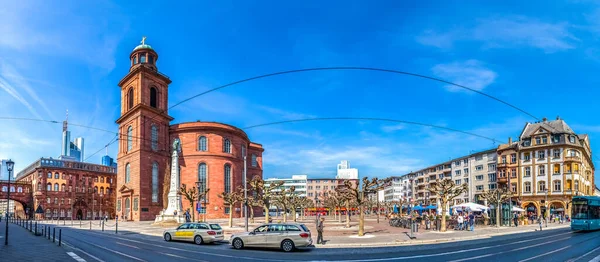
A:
<box><xmin>115</xmin><ymin>39</ymin><xmax>264</xmax><ymax>221</ymax></box>
<box><xmin>15</xmin><ymin>158</ymin><xmax>116</xmax><ymax>220</ymax></box>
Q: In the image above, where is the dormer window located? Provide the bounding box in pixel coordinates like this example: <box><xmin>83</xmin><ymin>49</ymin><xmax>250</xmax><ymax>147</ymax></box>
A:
<box><xmin>569</xmin><ymin>136</ymin><xmax>576</xmax><ymax>143</ymax></box>
<box><xmin>523</xmin><ymin>139</ymin><xmax>531</xmax><ymax>147</ymax></box>
<box><xmin>552</xmin><ymin>135</ymin><xmax>560</xmax><ymax>143</ymax></box>
<box><xmin>535</xmin><ymin>137</ymin><xmax>541</xmax><ymax>145</ymax></box>
<box><xmin>542</xmin><ymin>137</ymin><xmax>547</xmax><ymax>144</ymax></box>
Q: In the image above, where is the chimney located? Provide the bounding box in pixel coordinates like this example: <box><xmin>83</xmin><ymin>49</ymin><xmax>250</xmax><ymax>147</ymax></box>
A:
<box><xmin>508</xmin><ymin>137</ymin><xmax>512</xmax><ymax>144</ymax></box>
<box><xmin>542</xmin><ymin>117</ymin><xmax>547</xmax><ymax>122</ymax></box>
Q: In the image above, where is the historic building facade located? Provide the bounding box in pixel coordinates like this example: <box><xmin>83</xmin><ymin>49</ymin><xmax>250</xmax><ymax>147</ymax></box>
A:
<box><xmin>15</xmin><ymin>158</ymin><xmax>116</xmax><ymax>220</ymax></box>
<box><xmin>115</xmin><ymin>39</ymin><xmax>264</xmax><ymax>221</ymax></box>
<box><xmin>516</xmin><ymin>118</ymin><xmax>595</xmax><ymax>218</ymax></box>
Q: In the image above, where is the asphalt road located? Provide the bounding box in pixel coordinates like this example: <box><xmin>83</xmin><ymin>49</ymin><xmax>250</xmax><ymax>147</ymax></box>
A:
<box><xmin>55</xmin><ymin>225</ymin><xmax>600</xmax><ymax>262</ymax></box>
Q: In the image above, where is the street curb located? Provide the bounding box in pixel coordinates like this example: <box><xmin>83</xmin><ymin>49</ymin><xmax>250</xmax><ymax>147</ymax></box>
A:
<box><xmin>315</xmin><ymin>225</ymin><xmax>571</xmax><ymax>248</ymax></box>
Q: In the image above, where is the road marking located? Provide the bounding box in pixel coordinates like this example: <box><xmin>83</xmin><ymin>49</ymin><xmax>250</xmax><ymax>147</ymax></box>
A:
<box><xmin>73</xmin><ymin>238</ymin><xmax>146</xmax><ymax>262</ymax></box>
<box><xmin>67</xmin><ymin>252</ymin><xmax>87</xmax><ymax>262</ymax></box>
<box><xmin>448</xmin><ymin>236</ymin><xmax>573</xmax><ymax>262</ymax></box>
<box><xmin>158</xmin><ymin>252</ymin><xmax>208</xmax><ymax>261</ymax></box>
<box><xmin>567</xmin><ymin>245</ymin><xmax>600</xmax><ymax>262</ymax></box>
<box><xmin>116</xmin><ymin>241</ymin><xmax>140</xmax><ymax>249</ymax></box>
<box><xmin>62</xmin><ymin>241</ymin><xmax>105</xmax><ymax>262</ymax></box>
<box><xmin>592</xmin><ymin>254</ymin><xmax>600</xmax><ymax>262</ymax></box>
<box><xmin>518</xmin><ymin>245</ymin><xmax>571</xmax><ymax>262</ymax></box>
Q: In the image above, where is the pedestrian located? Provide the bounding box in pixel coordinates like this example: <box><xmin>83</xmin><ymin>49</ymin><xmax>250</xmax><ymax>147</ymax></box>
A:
<box><xmin>468</xmin><ymin>212</ymin><xmax>475</xmax><ymax>231</ymax></box>
<box><xmin>457</xmin><ymin>214</ymin><xmax>464</xmax><ymax>230</ymax></box>
<box><xmin>317</xmin><ymin>217</ymin><xmax>325</xmax><ymax>245</ymax></box>
<box><xmin>513</xmin><ymin>213</ymin><xmax>518</xmax><ymax>227</ymax></box>
<box><xmin>538</xmin><ymin>216</ymin><xmax>543</xmax><ymax>231</ymax></box>
<box><xmin>185</xmin><ymin>209</ymin><xmax>191</xmax><ymax>222</ymax></box>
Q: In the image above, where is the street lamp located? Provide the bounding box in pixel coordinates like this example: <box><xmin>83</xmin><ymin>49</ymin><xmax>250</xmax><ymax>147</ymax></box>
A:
<box><xmin>5</xmin><ymin>159</ymin><xmax>14</xmax><ymax>245</ymax></box>
<box><xmin>314</xmin><ymin>195</ymin><xmax>318</xmax><ymax>224</ymax></box>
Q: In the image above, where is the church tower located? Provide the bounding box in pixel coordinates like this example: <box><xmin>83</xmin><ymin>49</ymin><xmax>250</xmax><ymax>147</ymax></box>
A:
<box><xmin>116</xmin><ymin>37</ymin><xmax>173</xmax><ymax>221</ymax></box>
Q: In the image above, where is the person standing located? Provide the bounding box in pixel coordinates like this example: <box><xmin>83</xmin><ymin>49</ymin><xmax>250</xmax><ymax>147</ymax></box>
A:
<box><xmin>317</xmin><ymin>217</ymin><xmax>325</xmax><ymax>245</ymax></box>
<box><xmin>457</xmin><ymin>214</ymin><xmax>464</xmax><ymax>230</ymax></box>
<box><xmin>513</xmin><ymin>213</ymin><xmax>518</xmax><ymax>227</ymax></box>
<box><xmin>185</xmin><ymin>209</ymin><xmax>191</xmax><ymax>222</ymax></box>
<box><xmin>468</xmin><ymin>212</ymin><xmax>475</xmax><ymax>231</ymax></box>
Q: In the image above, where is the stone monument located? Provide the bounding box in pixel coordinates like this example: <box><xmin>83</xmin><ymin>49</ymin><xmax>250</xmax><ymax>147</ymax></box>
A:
<box><xmin>154</xmin><ymin>139</ymin><xmax>186</xmax><ymax>223</ymax></box>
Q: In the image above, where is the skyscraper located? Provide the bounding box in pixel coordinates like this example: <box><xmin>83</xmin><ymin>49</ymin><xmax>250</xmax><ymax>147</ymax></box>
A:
<box><xmin>59</xmin><ymin>111</ymin><xmax>85</xmax><ymax>162</ymax></box>
<box><xmin>0</xmin><ymin>159</ymin><xmax>11</xmax><ymax>180</ymax></box>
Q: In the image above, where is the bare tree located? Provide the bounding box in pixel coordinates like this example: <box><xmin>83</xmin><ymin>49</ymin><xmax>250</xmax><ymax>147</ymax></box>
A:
<box><xmin>273</xmin><ymin>186</ymin><xmax>296</xmax><ymax>222</ymax></box>
<box><xmin>427</xmin><ymin>179</ymin><xmax>467</xmax><ymax>232</ymax></box>
<box><xmin>480</xmin><ymin>187</ymin><xmax>513</xmax><ymax>227</ymax></box>
<box><xmin>288</xmin><ymin>191</ymin><xmax>306</xmax><ymax>222</ymax></box>
<box><xmin>248</xmin><ymin>176</ymin><xmax>283</xmax><ymax>223</ymax></box>
<box><xmin>218</xmin><ymin>189</ymin><xmax>243</xmax><ymax>227</ymax></box>
<box><xmin>337</xmin><ymin>177</ymin><xmax>387</xmax><ymax>236</ymax></box>
<box><xmin>178</xmin><ymin>184</ymin><xmax>210</xmax><ymax>222</ymax></box>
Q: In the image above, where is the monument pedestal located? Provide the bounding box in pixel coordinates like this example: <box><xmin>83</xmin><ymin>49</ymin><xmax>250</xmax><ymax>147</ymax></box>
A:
<box><xmin>154</xmin><ymin>214</ymin><xmax>186</xmax><ymax>223</ymax></box>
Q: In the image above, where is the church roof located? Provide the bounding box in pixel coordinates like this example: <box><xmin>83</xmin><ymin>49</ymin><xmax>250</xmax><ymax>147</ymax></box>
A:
<box><xmin>133</xmin><ymin>44</ymin><xmax>153</xmax><ymax>51</ymax></box>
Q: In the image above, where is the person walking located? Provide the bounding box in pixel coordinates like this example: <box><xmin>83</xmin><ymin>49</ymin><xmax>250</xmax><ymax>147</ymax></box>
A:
<box><xmin>513</xmin><ymin>213</ymin><xmax>518</xmax><ymax>227</ymax></box>
<box><xmin>538</xmin><ymin>216</ymin><xmax>543</xmax><ymax>231</ymax></box>
<box><xmin>468</xmin><ymin>212</ymin><xmax>475</xmax><ymax>231</ymax></box>
<box><xmin>185</xmin><ymin>209</ymin><xmax>191</xmax><ymax>222</ymax></box>
<box><xmin>317</xmin><ymin>217</ymin><xmax>325</xmax><ymax>245</ymax></box>
<box><xmin>457</xmin><ymin>214</ymin><xmax>464</xmax><ymax>230</ymax></box>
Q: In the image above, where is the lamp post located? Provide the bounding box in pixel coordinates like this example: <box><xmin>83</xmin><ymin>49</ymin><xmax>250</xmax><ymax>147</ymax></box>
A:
<box><xmin>5</xmin><ymin>159</ymin><xmax>14</xmax><ymax>245</ymax></box>
<box><xmin>243</xmin><ymin>154</ymin><xmax>248</xmax><ymax>232</ymax></box>
<box><xmin>544</xmin><ymin>186</ymin><xmax>549</xmax><ymax>228</ymax></box>
<box><xmin>314</xmin><ymin>195</ymin><xmax>318</xmax><ymax>225</ymax></box>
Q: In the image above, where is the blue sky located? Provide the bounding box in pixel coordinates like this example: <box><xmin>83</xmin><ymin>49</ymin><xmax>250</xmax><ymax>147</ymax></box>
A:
<box><xmin>1</xmin><ymin>0</ymin><xmax>600</xmax><ymax>183</ymax></box>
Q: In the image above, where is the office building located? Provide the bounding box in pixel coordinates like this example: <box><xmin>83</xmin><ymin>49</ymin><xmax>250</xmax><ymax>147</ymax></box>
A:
<box><xmin>336</xmin><ymin>160</ymin><xmax>359</xmax><ymax>180</ymax></box>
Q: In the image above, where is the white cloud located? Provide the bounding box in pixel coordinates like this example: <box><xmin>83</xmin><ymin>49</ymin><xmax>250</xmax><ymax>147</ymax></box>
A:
<box><xmin>417</xmin><ymin>16</ymin><xmax>578</xmax><ymax>53</ymax></box>
<box><xmin>431</xmin><ymin>60</ymin><xmax>497</xmax><ymax>92</ymax></box>
<box><xmin>381</xmin><ymin>124</ymin><xmax>405</xmax><ymax>133</ymax></box>
<box><xmin>0</xmin><ymin>60</ymin><xmax>54</xmax><ymax>118</ymax></box>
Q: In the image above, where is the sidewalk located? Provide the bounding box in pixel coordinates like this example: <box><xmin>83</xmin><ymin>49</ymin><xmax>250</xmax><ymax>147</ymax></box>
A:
<box><xmin>38</xmin><ymin>218</ymin><xmax>571</xmax><ymax>249</ymax></box>
<box><xmin>0</xmin><ymin>221</ymin><xmax>73</xmax><ymax>261</ymax></box>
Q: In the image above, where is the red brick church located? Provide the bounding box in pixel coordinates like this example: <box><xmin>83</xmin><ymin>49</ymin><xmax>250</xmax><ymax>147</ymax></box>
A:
<box><xmin>116</xmin><ymin>38</ymin><xmax>264</xmax><ymax>221</ymax></box>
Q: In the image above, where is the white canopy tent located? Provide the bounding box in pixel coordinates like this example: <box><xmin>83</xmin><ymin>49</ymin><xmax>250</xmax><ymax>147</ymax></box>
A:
<box><xmin>451</xmin><ymin>202</ymin><xmax>490</xmax><ymax>212</ymax></box>
<box><xmin>511</xmin><ymin>206</ymin><xmax>525</xmax><ymax>212</ymax></box>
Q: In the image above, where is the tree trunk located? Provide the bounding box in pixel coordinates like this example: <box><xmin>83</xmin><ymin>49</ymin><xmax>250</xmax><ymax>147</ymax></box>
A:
<box><xmin>229</xmin><ymin>204</ymin><xmax>233</xmax><ymax>227</ymax></box>
<box><xmin>338</xmin><ymin>206</ymin><xmax>342</xmax><ymax>223</ymax></box>
<box><xmin>333</xmin><ymin>207</ymin><xmax>337</xmax><ymax>221</ymax></box>
<box><xmin>358</xmin><ymin>205</ymin><xmax>365</xmax><ymax>236</ymax></box>
<box><xmin>292</xmin><ymin>209</ymin><xmax>297</xmax><ymax>222</ymax></box>
<box><xmin>264</xmin><ymin>205</ymin><xmax>270</xmax><ymax>223</ymax></box>
<box><xmin>191</xmin><ymin>201</ymin><xmax>195</xmax><ymax>222</ymax></box>
<box><xmin>440</xmin><ymin>201</ymin><xmax>448</xmax><ymax>232</ymax></box>
<box><xmin>250</xmin><ymin>207</ymin><xmax>255</xmax><ymax>223</ymax></box>
<box><xmin>496</xmin><ymin>201</ymin><xmax>501</xmax><ymax>227</ymax></box>
<box><xmin>345</xmin><ymin>201</ymin><xmax>350</xmax><ymax>228</ymax></box>
<box><xmin>282</xmin><ymin>205</ymin><xmax>287</xmax><ymax>223</ymax></box>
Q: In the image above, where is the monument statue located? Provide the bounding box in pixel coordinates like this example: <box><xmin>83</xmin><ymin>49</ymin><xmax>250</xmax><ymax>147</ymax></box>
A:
<box><xmin>155</xmin><ymin>138</ymin><xmax>185</xmax><ymax>223</ymax></box>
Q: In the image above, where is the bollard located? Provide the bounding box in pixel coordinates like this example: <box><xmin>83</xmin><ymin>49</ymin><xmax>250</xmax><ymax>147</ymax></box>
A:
<box><xmin>115</xmin><ymin>219</ymin><xmax>118</xmax><ymax>234</ymax></box>
<box><xmin>80</xmin><ymin>220</ymin><xmax>82</xmax><ymax>228</ymax></box>
<box><xmin>35</xmin><ymin>222</ymin><xmax>38</xmax><ymax>235</ymax></box>
<box><xmin>90</xmin><ymin>221</ymin><xmax>92</xmax><ymax>230</ymax></box>
<box><xmin>63</xmin><ymin>220</ymin><xmax>65</xmax><ymax>226</ymax></box>
<box><xmin>59</xmin><ymin>229</ymin><xmax>62</xmax><ymax>246</ymax></box>
<box><xmin>48</xmin><ymin>227</ymin><xmax>51</xmax><ymax>240</ymax></box>
<box><xmin>53</xmin><ymin>227</ymin><xmax>56</xmax><ymax>243</ymax></box>
<box><xmin>102</xmin><ymin>220</ymin><xmax>104</xmax><ymax>232</ymax></box>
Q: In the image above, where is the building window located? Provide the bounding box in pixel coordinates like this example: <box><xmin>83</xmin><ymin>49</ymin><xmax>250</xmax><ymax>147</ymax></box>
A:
<box><xmin>47</xmin><ymin>172</ymin><xmax>52</xmax><ymax>179</ymax></box>
<box><xmin>476</xmin><ymin>175</ymin><xmax>483</xmax><ymax>181</ymax></box>
<box><xmin>127</xmin><ymin>88</ymin><xmax>134</xmax><ymax>110</ymax></box>
<box><xmin>553</xmin><ymin>149</ymin><xmax>560</xmax><ymax>158</ymax></box>
<box><xmin>511</xmin><ymin>154</ymin><xmax>516</xmax><ymax>163</ymax></box>
<box><xmin>224</xmin><ymin>164</ymin><xmax>231</xmax><ymax>193</ymax></box>
<box><xmin>524</xmin><ymin>153</ymin><xmax>531</xmax><ymax>161</ymax></box>
<box><xmin>127</xmin><ymin>126</ymin><xmax>133</xmax><ymax>151</ymax></box>
<box><xmin>463</xmin><ymin>168</ymin><xmax>469</xmax><ymax>174</ymax></box>
<box><xmin>133</xmin><ymin>55</ymin><xmax>138</xmax><ymax>65</ymax></box>
<box><xmin>553</xmin><ymin>180</ymin><xmax>562</xmax><ymax>192</ymax></box>
<box><xmin>552</xmin><ymin>135</ymin><xmax>560</xmax><ymax>143</ymax></box>
<box><xmin>511</xmin><ymin>183</ymin><xmax>517</xmax><ymax>192</ymax></box>
<box><xmin>61</xmin><ymin>184</ymin><xmax>65</xmax><ymax>192</ymax></box>
<box><xmin>476</xmin><ymin>185</ymin><xmax>483</xmax><ymax>191</ymax></box>
<box><xmin>53</xmin><ymin>183</ymin><xmax>58</xmax><ymax>191</ymax></box>
<box><xmin>538</xmin><ymin>181</ymin><xmax>546</xmax><ymax>192</ymax></box>
<box><xmin>455</xmin><ymin>170</ymin><xmax>461</xmax><ymax>175</ymax></box>
<box><xmin>501</xmin><ymin>156</ymin><xmax>507</xmax><ymax>164</ymax></box>
<box><xmin>553</xmin><ymin>164</ymin><xmax>560</xmax><ymax>174</ymax></box>
<box><xmin>569</xmin><ymin>136</ymin><xmax>576</xmax><ymax>143</ymax></box>
<box><xmin>133</xmin><ymin>198</ymin><xmax>139</xmax><ymax>211</ymax></box>
<box><xmin>55</xmin><ymin>172</ymin><xmax>59</xmax><ymax>179</ymax></box>
<box><xmin>125</xmin><ymin>163</ymin><xmax>131</xmax><ymax>183</ymax></box>
<box><xmin>198</xmin><ymin>136</ymin><xmax>207</xmax><ymax>151</ymax></box>
<box><xmin>152</xmin><ymin>162</ymin><xmax>159</xmax><ymax>203</ymax></box>
<box><xmin>488</xmin><ymin>173</ymin><xmax>496</xmax><ymax>182</ymax></box>
<box><xmin>148</xmin><ymin>54</ymin><xmax>154</xmax><ymax>64</ymax></box>
<box><xmin>475</xmin><ymin>165</ymin><xmax>483</xmax><ymax>171</ymax></box>
<box><xmin>151</xmin><ymin>125</ymin><xmax>158</xmax><ymax>151</ymax></box>
<box><xmin>542</xmin><ymin>137</ymin><xmax>547</xmax><ymax>144</ymax></box>
<box><xmin>538</xmin><ymin>150</ymin><xmax>545</xmax><ymax>159</ymax></box>
<box><xmin>523</xmin><ymin>139</ymin><xmax>531</xmax><ymax>147</ymax></box>
<box><xmin>455</xmin><ymin>179</ymin><xmax>461</xmax><ymax>185</ymax></box>
<box><xmin>524</xmin><ymin>182</ymin><xmax>531</xmax><ymax>193</ymax></box>
<box><xmin>47</xmin><ymin>183</ymin><xmax>51</xmax><ymax>191</ymax></box>
<box><xmin>225</xmin><ymin>207</ymin><xmax>230</xmax><ymax>214</ymax></box>
<box><xmin>117</xmin><ymin>200</ymin><xmax>121</xmax><ymax>211</ymax></box>
<box><xmin>223</xmin><ymin>138</ymin><xmax>231</xmax><ymax>153</ymax></box>
<box><xmin>488</xmin><ymin>184</ymin><xmax>497</xmax><ymax>190</ymax></box>
<box><xmin>538</xmin><ymin>165</ymin><xmax>546</xmax><ymax>176</ymax></box>
<box><xmin>252</xmin><ymin>154</ymin><xmax>257</xmax><ymax>167</ymax></box>
<box><xmin>140</xmin><ymin>54</ymin><xmax>146</xmax><ymax>63</ymax></box>
<box><xmin>150</xmin><ymin>87</ymin><xmax>158</xmax><ymax>108</ymax></box>
<box><xmin>535</xmin><ymin>137</ymin><xmax>541</xmax><ymax>145</ymax></box>
<box><xmin>198</xmin><ymin>163</ymin><xmax>207</xmax><ymax>198</ymax></box>
<box><xmin>575</xmin><ymin>180</ymin><xmax>579</xmax><ymax>192</ymax></box>
<box><xmin>524</xmin><ymin>167</ymin><xmax>531</xmax><ymax>177</ymax></box>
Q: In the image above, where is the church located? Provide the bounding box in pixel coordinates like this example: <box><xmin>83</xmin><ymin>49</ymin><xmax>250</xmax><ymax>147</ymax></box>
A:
<box><xmin>116</xmin><ymin>38</ymin><xmax>264</xmax><ymax>221</ymax></box>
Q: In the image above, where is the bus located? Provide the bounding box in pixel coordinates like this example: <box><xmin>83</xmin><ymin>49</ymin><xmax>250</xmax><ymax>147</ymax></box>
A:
<box><xmin>571</xmin><ymin>196</ymin><xmax>600</xmax><ymax>231</ymax></box>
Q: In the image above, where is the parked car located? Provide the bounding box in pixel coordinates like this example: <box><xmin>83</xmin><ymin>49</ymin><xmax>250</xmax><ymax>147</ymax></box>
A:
<box><xmin>163</xmin><ymin>222</ymin><xmax>224</xmax><ymax>244</ymax></box>
<box><xmin>229</xmin><ymin>223</ymin><xmax>312</xmax><ymax>252</ymax></box>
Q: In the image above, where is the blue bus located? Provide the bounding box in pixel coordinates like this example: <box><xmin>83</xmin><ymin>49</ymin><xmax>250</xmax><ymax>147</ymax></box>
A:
<box><xmin>571</xmin><ymin>196</ymin><xmax>600</xmax><ymax>231</ymax></box>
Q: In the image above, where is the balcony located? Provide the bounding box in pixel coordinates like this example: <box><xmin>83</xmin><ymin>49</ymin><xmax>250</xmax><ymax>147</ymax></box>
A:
<box><xmin>564</xmin><ymin>156</ymin><xmax>581</xmax><ymax>162</ymax></box>
<box><xmin>497</xmin><ymin>177</ymin><xmax>508</xmax><ymax>183</ymax></box>
<box><xmin>497</xmin><ymin>162</ymin><xmax>509</xmax><ymax>168</ymax></box>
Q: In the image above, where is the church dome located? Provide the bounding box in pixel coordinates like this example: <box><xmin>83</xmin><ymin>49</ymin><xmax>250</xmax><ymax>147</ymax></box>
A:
<box><xmin>133</xmin><ymin>44</ymin><xmax>153</xmax><ymax>51</ymax></box>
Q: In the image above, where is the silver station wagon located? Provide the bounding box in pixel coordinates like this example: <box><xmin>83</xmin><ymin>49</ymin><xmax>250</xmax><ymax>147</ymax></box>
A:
<box><xmin>163</xmin><ymin>222</ymin><xmax>224</xmax><ymax>244</ymax></box>
<box><xmin>229</xmin><ymin>223</ymin><xmax>313</xmax><ymax>252</ymax></box>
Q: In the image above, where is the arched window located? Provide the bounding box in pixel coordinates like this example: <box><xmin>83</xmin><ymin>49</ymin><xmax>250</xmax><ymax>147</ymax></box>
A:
<box><xmin>94</xmin><ymin>186</ymin><xmax>98</xmax><ymax>194</ymax></box>
<box><xmin>152</xmin><ymin>162</ymin><xmax>159</xmax><ymax>203</ymax></box>
<box><xmin>47</xmin><ymin>172</ymin><xmax>52</xmax><ymax>178</ymax></box>
<box><xmin>150</xmin><ymin>87</ymin><xmax>158</xmax><ymax>108</ymax></box>
<box><xmin>524</xmin><ymin>182</ymin><xmax>531</xmax><ymax>193</ymax></box>
<box><xmin>47</xmin><ymin>183</ymin><xmax>52</xmax><ymax>191</ymax></box>
<box><xmin>538</xmin><ymin>181</ymin><xmax>546</xmax><ymax>192</ymax></box>
<box><xmin>127</xmin><ymin>88</ymin><xmax>134</xmax><ymax>110</ymax></box>
<box><xmin>100</xmin><ymin>187</ymin><xmax>104</xmax><ymax>195</ymax></box>
<box><xmin>61</xmin><ymin>184</ymin><xmax>66</xmax><ymax>192</ymax></box>
<box><xmin>17</xmin><ymin>187</ymin><xmax>22</xmax><ymax>193</ymax></box>
<box><xmin>241</xmin><ymin>144</ymin><xmax>246</xmax><ymax>157</ymax></box>
<box><xmin>125</xmin><ymin>163</ymin><xmax>131</xmax><ymax>183</ymax></box>
<box><xmin>151</xmin><ymin>125</ymin><xmax>158</xmax><ymax>151</ymax></box>
<box><xmin>198</xmin><ymin>136</ymin><xmax>207</xmax><ymax>151</ymax></box>
<box><xmin>54</xmin><ymin>183</ymin><xmax>59</xmax><ymax>191</ymax></box>
<box><xmin>223</xmin><ymin>138</ymin><xmax>231</xmax><ymax>153</ymax></box>
<box><xmin>251</xmin><ymin>154</ymin><xmax>258</xmax><ymax>167</ymax></box>
<box><xmin>9</xmin><ymin>186</ymin><xmax>14</xmax><ymax>192</ymax></box>
<box><xmin>198</xmin><ymin>163</ymin><xmax>207</xmax><ymax>198</ymax></box>
<box><xmin>553</xmin><ymin>180</ymin><xmax>562</xmax><ymax>192</ymax></box>
<box><xmin>54</xmin><ymin>172</ymin><xmax>59</xmax><ymax>179</ymax></box>
<box><xmin>575</xmin><ymin>180</ymin><xmax>580</xmax><ymax>191</ymax></box>
<box><xmin>224</xmin><ymin>164</ymin><xmax>231</xmax><ymax>193</ymax></box>
<box><xmin>1</xmin><ymin>186</ymin><xmax>6</xmax><ymax>192</ymax></box>
<box><xmin>127</xmin><ymin>126</ymin><xmax>133</xmax><ymax>151</ymax></box>
<box><xmin>37</xmin><ymin>182</ymin><xmax>41</xmax><ymax>191</ymax></box>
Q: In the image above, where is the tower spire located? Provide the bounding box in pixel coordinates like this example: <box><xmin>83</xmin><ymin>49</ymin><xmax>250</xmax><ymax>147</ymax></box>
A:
<box><xmin>63</xmin><ymin>109</ymin><xmax>69</xmax><ymax>132</ymax></box>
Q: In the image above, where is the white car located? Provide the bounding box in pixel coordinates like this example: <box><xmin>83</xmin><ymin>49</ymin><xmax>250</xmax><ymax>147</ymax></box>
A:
<box><xmin>163</xmin><ymin>222</ymin><xmax>224</xmax><ymax>244</ymax></box>
<box><xmin>229</xmin><ymin>223</ymin><xmax>313</xmax><ymax>252</ymax></box>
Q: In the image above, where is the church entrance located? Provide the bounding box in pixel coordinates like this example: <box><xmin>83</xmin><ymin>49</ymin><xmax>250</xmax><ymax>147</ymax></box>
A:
<box><xmin>124</xmin><ymin>197</ymin><xmax>131</xmax><ymax>220</ymax></box>
<box><xmin>76</xmin><ymin>209</ymin><xmax>83</xmax><ymax>220</ymax></box>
